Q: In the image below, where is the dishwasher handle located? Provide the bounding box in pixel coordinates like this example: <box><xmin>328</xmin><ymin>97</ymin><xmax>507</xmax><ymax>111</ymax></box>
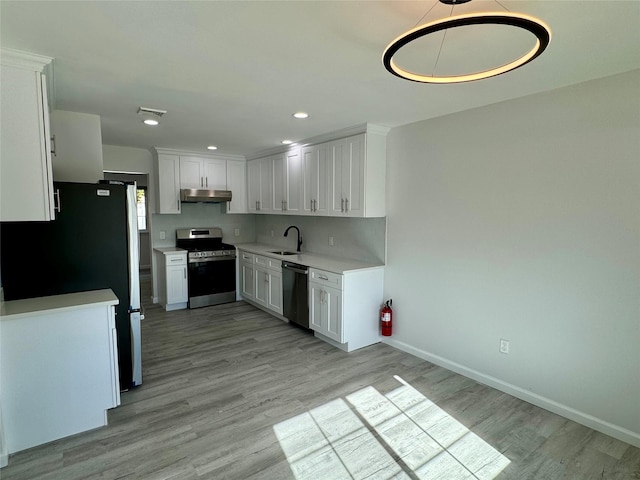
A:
<box><xmin>282</xmin><ymin>262</ymin><xmax>308</xmax><ymax>275</ymax></box>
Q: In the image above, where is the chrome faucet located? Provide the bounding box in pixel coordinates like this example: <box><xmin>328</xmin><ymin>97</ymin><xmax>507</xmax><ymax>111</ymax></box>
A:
<box><xmin>284</xmin><ymin>225</ymin><xmax>302</xmax><ymax>252</ymax></box>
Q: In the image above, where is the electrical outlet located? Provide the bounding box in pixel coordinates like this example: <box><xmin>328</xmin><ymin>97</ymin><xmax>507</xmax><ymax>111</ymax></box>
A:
<box><xmin>499</xmin><ymin>339</ymin><xmax>510</xmax><ymax>354</ymax></box>
<box><xmin>159</xmin><ymin>231</ymin><xmax>166</xmax><ymax>240</ymax></box>
<box><xmin>234</xmin><ymin>228</ymin><xmax>240</xmax><ymax>237</ymax></box>
<box><xmin>328</xmin><ymin>236</ymin><xmax>334</xmax><ymax>246</ymax></box>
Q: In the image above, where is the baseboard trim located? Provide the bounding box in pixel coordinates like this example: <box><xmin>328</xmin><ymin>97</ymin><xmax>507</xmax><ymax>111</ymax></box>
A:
<box><xmin>382</xmin><ymin>337</ymin><xmax>640</xmax><ymax>448</ymax></box>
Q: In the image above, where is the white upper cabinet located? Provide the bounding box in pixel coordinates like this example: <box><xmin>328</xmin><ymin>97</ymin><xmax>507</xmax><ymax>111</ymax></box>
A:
<box><xmin>153</xmin><ymin>149</ymin><xmax>246</xmax><ymax>214</ymax></box>
<box><xmin>272</xmin><ymin>152</ymin><xmax>286</xmax><ymax>213</ymax></box>
<box><xmin>226</xmin><ymin>160</ymin><xmax>247</xmax><ymax>214</ymax></box>
<box><xmin>248</xmin><ymin>125</ymin><xmax>388</xmax><ymax>218</ymax></box>
<box><xmin>329</xmin><ymin>135</ymin><xmax>365</xmax><ymax>217</ymax></box>
<box><xmin>247</xmin><ymin>156</ymin><xmax>273</xmax><ymax>213</ymax></box>
<box><xmin>50</xmin><ymin>110</ymin><xmax>104</xmax><ymax>183</ymax></box>
<box><xmin>271</xmin><ymin>147</ymin><xmax>302</xmax><ymax>214</ymax></box>
<box><xmin>155</xmin><ymin>153</ymin><xmax>181</xmax><ymax>214</ymax></box>
<box><xmin>179</xmin><ymin>156</ymin><xmax>227</xmax><ymax>190</ymax></box>
<box><xmin>0</xmin><ymin>49</ymin><xmax>55</xmax><ymax>222</ymax></box>
<box><xmin>302</xmin><ymin>143</ymin><xmax>329</xmax><ymax>216</ymax></box>
<box><xmin>285</xmin><ymin>147</ymin><xmax>303</xmax><ymax>214</ymax></box>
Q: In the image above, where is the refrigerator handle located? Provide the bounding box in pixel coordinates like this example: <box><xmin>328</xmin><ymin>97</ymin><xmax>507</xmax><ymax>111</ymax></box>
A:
<box><xmin>54</xmin><ymin>188</ymin><xmax>61</xmax><ymax>213</ymax></box>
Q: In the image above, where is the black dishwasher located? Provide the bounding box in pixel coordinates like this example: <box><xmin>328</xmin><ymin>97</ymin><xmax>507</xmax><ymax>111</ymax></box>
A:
<box><xmin>281</xmin><ymin>261</ymin><xmax>309</xmax><ymax>328</ymax></box>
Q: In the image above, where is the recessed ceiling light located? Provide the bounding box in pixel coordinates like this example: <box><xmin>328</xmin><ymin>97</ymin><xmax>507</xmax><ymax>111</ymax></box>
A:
<box><xmin>293</xmin><ymin>112</ymin><xmax>309</xmax><ymax>119</ymax></box>
<box><xmin>207</xmin><ymin>145</ymin><xmax>218</xmax><ymax>150</ymax></box>
<box><xmin>143</xmin><ymin>119</ymin><xmax>159</xmax><ymax>126</ymax></box>
<box><xmin>281</xmin><ymin>140</ymin><xmax>294</xmax><ymax>145</ymax></box>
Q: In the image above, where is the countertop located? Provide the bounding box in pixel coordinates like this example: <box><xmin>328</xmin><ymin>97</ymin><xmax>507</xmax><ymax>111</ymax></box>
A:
<box><xmin>154</xmin><ymin>247</ymin><xmax>187</xmax><ymax>254</ymax></box>
<box><xmin>0</xmin><ymin>289</ymin><xmax>119</xmax><ymax>320</ymax></box>
<box><xmin>235</xmin><ymin>243</ymin><xmax>384</xmax><ymax>274</ymax></box>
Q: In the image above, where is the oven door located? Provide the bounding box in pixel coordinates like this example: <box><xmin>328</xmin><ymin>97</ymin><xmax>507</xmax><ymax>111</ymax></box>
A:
<box><xmin>187</xmin><ymin>256</ymin><xmax>236</xmax><ymax>308</ymax></box>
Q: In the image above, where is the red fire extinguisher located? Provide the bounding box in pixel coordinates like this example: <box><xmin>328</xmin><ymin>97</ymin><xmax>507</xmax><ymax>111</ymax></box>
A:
<box><xmin>381</xmin><ymin>299</ymin><xmax>393</xmax><ymax>336</ymax></box>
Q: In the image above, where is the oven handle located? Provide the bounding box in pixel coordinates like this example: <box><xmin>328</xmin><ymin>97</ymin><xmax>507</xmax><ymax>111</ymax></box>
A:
<box><xmin>189</xmin><ymin>256</ymin><xmax>236</xmax><ymax>264</ymax></box>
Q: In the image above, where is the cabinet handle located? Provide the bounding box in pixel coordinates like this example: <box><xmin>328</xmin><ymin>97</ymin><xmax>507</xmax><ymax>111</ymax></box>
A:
<box><xmin>345</xmin><ymin>198</ymin><xmax>349</xmax><ymax>212</ymax></box>
<box><xmin>206</xmin><ymin>177</ymin><xmax>208</xmax><ymax>188</ymax></box>
<box><xmin>258</xmin><ymin>201</ymin><xmax>261</xmax><ymax>211</ymax></box>
<box><xmin>54</xmin><ymin>188</ymin><xmax>61</xmax><ymax>213</ymax></box>
<box><xmin>310</xmin><ymin>199</ymin><xmax>314</xmax><ymax>212</ymax></box>
<box><xmin>314</xmin><ymin>199</ymin><xmax>317</xmax><ymax>212</ymax></box>
<box><xmin>284</xmin><ymin>200</ymin><xmax>287</xmax><ymax>211</ymax></box>
<box><xmin>319</xmin><ymin>275</ymin><xmax>329</xmax><ymax>281</ymax></box>
<box><xmin>341</xmin><ymin>198</ymin><xmax>344</xmax><ymax>212</ymax></box>
<box><xmin>50</xmin><ymin>135</ymin><xmax>57</xmax><ymax>157</ymax></box>
<box><xmin>184</xmin><ymin>267</ymin><xmax>187</xmax><ymax>279</ymax></box>
<box><xmin>201</xmin><ymin>177</ymin><xmax>204</xmax><ymax>187</ymax></box>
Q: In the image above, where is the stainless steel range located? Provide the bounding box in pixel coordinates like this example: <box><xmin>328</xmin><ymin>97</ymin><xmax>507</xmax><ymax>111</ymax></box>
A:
<box><xmin>176</xmin><ymin>228</ymin><xmax>236</xmax><ymax>308</ymax></box>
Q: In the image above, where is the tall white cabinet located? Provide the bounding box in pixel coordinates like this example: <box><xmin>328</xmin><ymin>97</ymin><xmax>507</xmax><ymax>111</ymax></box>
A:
<box><xmin>0</xmin><ymin>49</ymin><xmax>55</xmax><ymax>222</ymax></box>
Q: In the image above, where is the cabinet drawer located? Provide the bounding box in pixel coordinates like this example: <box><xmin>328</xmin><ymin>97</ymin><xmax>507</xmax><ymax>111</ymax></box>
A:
<box><xmin>254</xmin><ymin>254</ymin><xmax>282</xmax><ymax>271</ymax></box>
<box><xmin>165</xmin><ymin>253</ymin><xmax>187</xmax><ymax>266</ymax></box>
<box><xmin>240</xmin><ymin>251</ymin><xmax>254</xmax><ymax>263</ymax></box>
<box><xmin>309</xmin><ymin>269</ymin><xmax>343</xmax><ymax>289</ymax></box>
<box><xmin>254</xmin><ymin>254</ymin><xmax>269</xmax><ymax>267</ymax></box>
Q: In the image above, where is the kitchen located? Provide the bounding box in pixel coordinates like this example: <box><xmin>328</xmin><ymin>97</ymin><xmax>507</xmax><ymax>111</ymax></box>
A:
<box><xmin>0</xmin><ymin>1</ymin><xmax>639</xmax><ymax>477</ymax></box>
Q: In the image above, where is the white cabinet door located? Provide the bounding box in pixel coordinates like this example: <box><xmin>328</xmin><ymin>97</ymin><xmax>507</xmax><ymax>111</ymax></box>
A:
<box><xmin>226</xmin><ymin>160</ymin><xmax>247</xmax><ymax>214</ymax></box>
<box><xmin>203</xmin><ymin>158</ymin><xmax>227</xmax><ymax>190</ymax></box>
<box><xmin>247</xmin><ymin>157</ymin><xmax>273</xmax><ymax>213</ymax></box>
<box><xmin>309</xmin><ymin>282</ymin><xmax>343</xmax><ymax>342</ymax></box>
<box><xmin>303</xmin><ymin>143</ymin><xmax>328</xmax><ymax>216</ymax></box>
<box><xmin>247</xmin><ymin>160</ymin><xmax>261</xmax><ymax>213</ymax></box>
<box><xmin>309</xmin><ymin>282</ymin><xmax>324</xmax><ymax>331</ymax></box>
<box><xmin>166</xmin><ymin>264</ymin><xmax>188</xmax><ymax>305</ymax></box>
<box><xmin>323</xmin><ymin>286</ymin><xmax>343</xmax><ymax>342</ymax></box>
<box><xmin>285</xmin><ymin>147</ymin><xmax>303</xmax><ymax>214</ymax></box>
<box><xmin>241</xmin><ymin>261</ymin><xmax>255</xmax><ymax>300</ymax></box>
<box><xmin>267</xmin><ymin>269</ymin><xmax>283</xmax><ymax>315</ymax></box>
<box><xmin>259</xmin><ymin>157</ymin><xmax>273</xmax><ymax>213</ymax></box>
<box><xmin>343</xmin><ymin>134</ymin><xmax>365</xmax><ymax>217</ymax></box>
<box><xmin>254</xmin><ymin>267</ymin><xmax>269</xmax><ymax>306</ymax></box>
<box><xmin>330</xmin><ymin>134</ymin><xmax>365</xmax><ymax>217</ymax></box>
<box><xmin>272</xmin><ymin>153</ymin><xmax>286</xmax><ymax>213</ymax></box>
<box><xmin>156</xmin><ymin>154</ymin><xmax>181</xmax><ymax>214</ymax></box>
<box><xmin>1</xmin><ymin>54</ymin><xmax>55</xmax><ymax>222</ymax></box>
<box><xmin>179</xmin><ymin>156</ymin><xmax>204</xmax><ymax>189</ymax></box>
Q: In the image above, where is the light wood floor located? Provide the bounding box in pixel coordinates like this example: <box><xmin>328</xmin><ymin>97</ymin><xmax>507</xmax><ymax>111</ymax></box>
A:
<box><xmin>2</xmin><ymin>288</ymin><xmax>639</xmax><ymax>479</ymax></box>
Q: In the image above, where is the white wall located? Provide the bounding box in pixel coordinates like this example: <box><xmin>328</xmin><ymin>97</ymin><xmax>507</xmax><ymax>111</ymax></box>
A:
<box><xmin>384</xmin><ymin>70</ymin><xmax>640</xmax><ymax>447</ymax></box>
<box><xmin>102</xmin><ymin>145</ymin><xmax>155</xmax><ymax>214</ymax></box>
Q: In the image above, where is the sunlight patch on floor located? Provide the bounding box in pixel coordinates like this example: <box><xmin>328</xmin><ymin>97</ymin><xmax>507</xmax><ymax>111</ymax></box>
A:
<box><xmin>273</xmin><ymin>376</ymin><xmax>510</xmax><ymax>479</ymax></box>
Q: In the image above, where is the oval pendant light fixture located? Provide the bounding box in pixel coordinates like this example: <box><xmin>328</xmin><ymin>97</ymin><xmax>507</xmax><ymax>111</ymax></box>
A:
<box><xmin>383</xmin><ymin>0</ymin><xmax>551</xmax><ymax>84</ymax></box>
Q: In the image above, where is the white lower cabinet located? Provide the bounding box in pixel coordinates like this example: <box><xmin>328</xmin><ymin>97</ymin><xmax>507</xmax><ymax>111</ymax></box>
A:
<box><xmin>309</xmin><ymin>282</ymin><xmax>342</xmax><ymax>342</ymax></box>
<box><xmin>156</xmin><ymin>250</ymin><xmax>188</xmax><ymax>311</ymax></box>
<box><xmin>240</xmin><ymin>253</ymin><xmax>255</xmax><ymax>300</ymax></box>
<box><xmin>309</xmin><ymin>267</ymin><xmax>383</xmax><ymax>352</ymax></box>
<box><xmin>239</xmin><ymin>250</ymin><xmax>283</xmax><ymax>316</ymax></box>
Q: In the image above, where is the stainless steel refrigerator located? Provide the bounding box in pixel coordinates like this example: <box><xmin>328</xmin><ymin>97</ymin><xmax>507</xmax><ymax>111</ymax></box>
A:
<box><xmin>0</xmin><ymin>182</ymin><xmax>142</xmax><ymax>390</ymax></box>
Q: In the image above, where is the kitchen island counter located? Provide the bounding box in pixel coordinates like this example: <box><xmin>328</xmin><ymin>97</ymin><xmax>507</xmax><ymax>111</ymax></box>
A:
<box><xmin>0</xmin><ymin>289</ymin><xmax>121</xmax><ymax>458</ymax></box>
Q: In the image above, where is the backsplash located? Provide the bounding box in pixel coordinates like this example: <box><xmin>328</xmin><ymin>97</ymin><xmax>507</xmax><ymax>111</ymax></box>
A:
<box><xmin>152</xmin><ymin>205</ymin><xmax>386</xmax><ymax>264</ymax></box>
<box><xmin>254</xmin><ymin>215</ymin><xmax>386</xmax><ymax>264</ymax></box>
<box><xmin>151</xmin><ymin>203</ymin><xmax>256</xmax><ymax>247</ymax></box>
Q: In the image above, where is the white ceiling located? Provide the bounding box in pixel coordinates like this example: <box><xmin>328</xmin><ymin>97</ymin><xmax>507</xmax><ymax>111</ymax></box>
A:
<box><xmin>2</xmin><ymin>1</ymin><xmax>639</xmax><ymax>158</ymax></box>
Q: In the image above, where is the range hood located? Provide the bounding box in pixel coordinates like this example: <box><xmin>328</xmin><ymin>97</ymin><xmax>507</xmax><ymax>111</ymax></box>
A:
<box><xmin>180</xmin><ymin>189</ymin><xmax>232</xmax><ymax>203</ymax></box>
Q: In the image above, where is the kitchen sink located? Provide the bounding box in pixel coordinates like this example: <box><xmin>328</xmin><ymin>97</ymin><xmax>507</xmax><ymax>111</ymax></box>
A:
<box><xmin>270</xmin><ymin>250</ymin><xmax>298</xmax><ymax>255</ymax></box>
